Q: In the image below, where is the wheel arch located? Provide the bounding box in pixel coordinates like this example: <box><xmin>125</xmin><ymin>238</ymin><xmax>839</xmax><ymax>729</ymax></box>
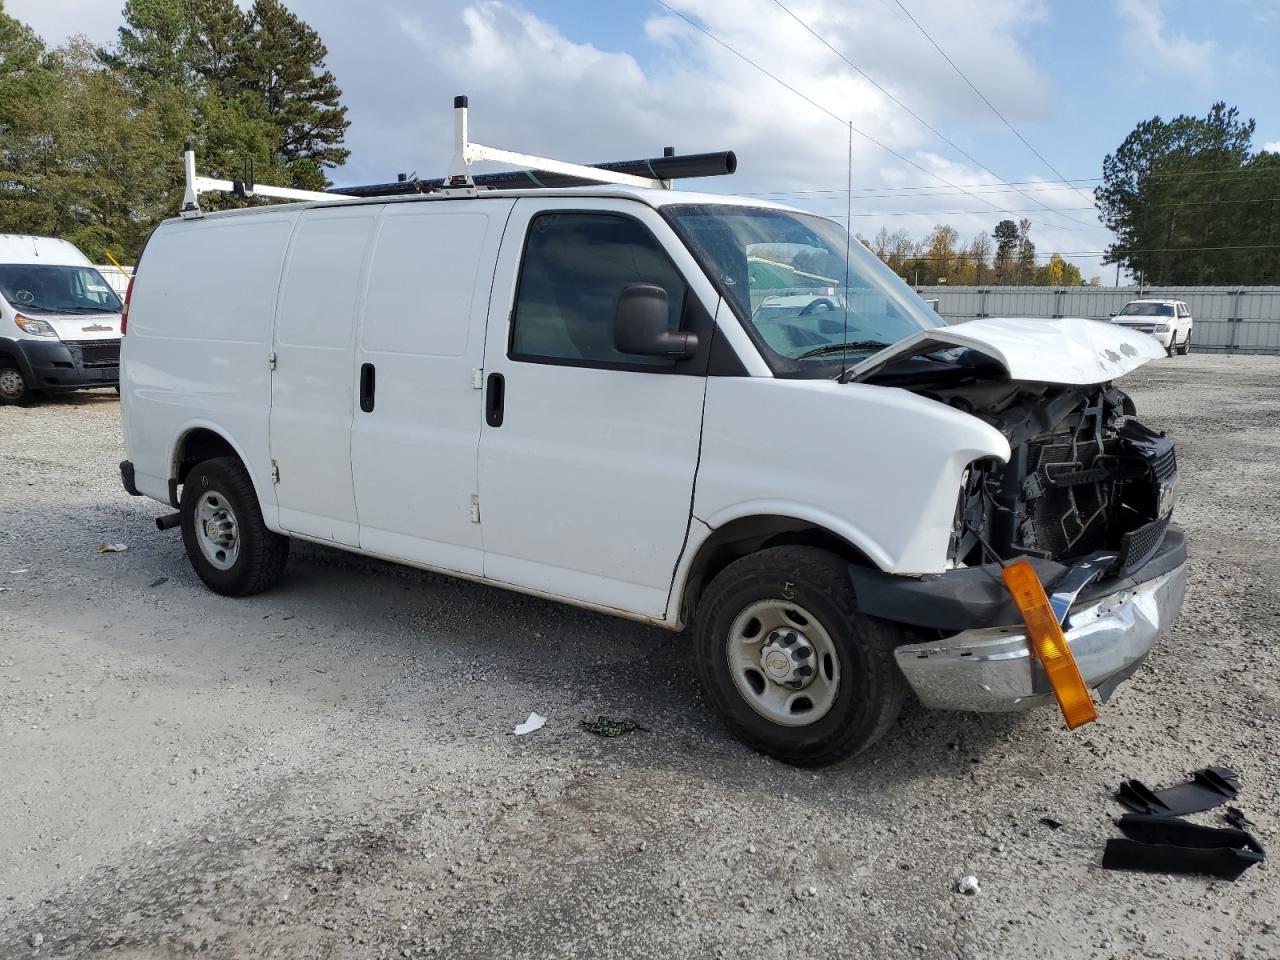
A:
<box><xmin>0</xmin><ymin>337</ymin><xmax>37</xmax><ymax>383</ymax></box>
<box><xmin>671</xmin><ymin>513</ymin><xmax>883</xmax><ymax>629</ymax></box>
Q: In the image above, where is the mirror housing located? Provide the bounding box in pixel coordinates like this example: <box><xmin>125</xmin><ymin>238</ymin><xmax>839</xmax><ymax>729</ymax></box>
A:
<box><xmin>612</xmin><ymin>284</ymin><xmax>697</xmax><ymax>359</ymax></box>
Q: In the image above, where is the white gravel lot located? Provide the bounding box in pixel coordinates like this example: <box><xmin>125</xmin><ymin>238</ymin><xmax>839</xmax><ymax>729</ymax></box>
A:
<box><xmin>1</xmin><ymin>353</ymin><xmax>1278</xmax><ymax>959</ymax></box>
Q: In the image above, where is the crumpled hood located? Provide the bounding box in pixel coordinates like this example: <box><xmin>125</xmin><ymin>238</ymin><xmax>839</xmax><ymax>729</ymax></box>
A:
<box><xmin>848</xmin><ymin>316</ymin><xmax>1166</xmax><ymax>385</ymax></box>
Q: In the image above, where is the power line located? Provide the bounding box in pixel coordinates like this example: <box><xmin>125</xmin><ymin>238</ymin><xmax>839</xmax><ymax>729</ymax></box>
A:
<box><xmin>766</xmin><ymin>0</ymin><xmax>1096</xmax><ymax>229</ymax></box>
<box><xmin>890</xmin><ymin>0</ymin><xmax>1098</xmax><ymax>208</ymax></box>
<box><xmin>650</xmin><ymin>0</ymin><xmax>1091</xmax><ymax>231</ymax></box>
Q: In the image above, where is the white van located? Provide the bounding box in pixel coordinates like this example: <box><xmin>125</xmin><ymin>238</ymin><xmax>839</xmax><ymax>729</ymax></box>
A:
<box><xmin>119</xmin><ymin>187</ymin><xmax>1186</xmax><ymax>765</ymax></box>
<box><xmin>0</xmin><ymin>235</ymin><xmax>124</xmax><ymax>404</ymax></box>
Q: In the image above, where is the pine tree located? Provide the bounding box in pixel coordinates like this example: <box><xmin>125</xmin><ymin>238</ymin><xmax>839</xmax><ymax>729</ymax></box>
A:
<box><xmin>237</xmin><ymin>0</ymin><xmax>349</xmax><ymax>189</ymax></box>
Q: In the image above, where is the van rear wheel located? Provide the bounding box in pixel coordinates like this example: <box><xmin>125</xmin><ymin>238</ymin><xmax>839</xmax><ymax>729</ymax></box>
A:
<box><xmin>180</xmin><ymin>457</ymin><xmax>288</xmax><ymax>596</ymax></box>
<box><xmin>693</xmin><ymin>546</ymin><xmax>907</xmax><ymax>767</ymax></box>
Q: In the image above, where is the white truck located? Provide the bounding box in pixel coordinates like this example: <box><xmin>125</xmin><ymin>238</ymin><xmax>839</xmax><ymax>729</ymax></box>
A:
<box><xmin>0</xmin><ymin>235</ymin><xmax>123</xmax><ymax>404</ymax></box>
<box><xmin>118</xmin><ymin>103</ymin><xmax>1186</xmax><ymax>765</ymax></box>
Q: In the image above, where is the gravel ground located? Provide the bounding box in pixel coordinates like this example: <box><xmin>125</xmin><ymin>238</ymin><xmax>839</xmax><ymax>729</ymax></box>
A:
<box><xmin>1</xmin><ymin>353</ymin><xmax>1277</xmax><ymax>960</ymax></box>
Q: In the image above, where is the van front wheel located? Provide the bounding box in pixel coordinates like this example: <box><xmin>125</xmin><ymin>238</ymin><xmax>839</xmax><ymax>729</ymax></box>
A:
<box><xmin>180</xmin><ymin>457</ymin><xmax>288</xmax><ymax>596</ymax></box>
<box><xmin>693</xmin><ymin>546</ymin><xmax>907</xmax><ymax>767</ymax></box>
<box><xmin>0</xmin><ymin>362</ymin><xmax>31</xmax><ymax>405</ymax></box>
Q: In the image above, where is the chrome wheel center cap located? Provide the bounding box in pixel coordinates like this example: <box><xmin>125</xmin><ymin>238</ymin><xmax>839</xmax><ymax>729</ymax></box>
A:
<box><xmin>759</xmin><ymin>629</ymin><xmax>816</xmax><ymax>689</ymax></box>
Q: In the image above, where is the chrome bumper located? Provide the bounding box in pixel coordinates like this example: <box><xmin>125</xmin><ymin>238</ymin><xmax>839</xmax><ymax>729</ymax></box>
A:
<box><xmin>893</xmin><ymin>562</ymin><xmax>1188</xmax><ymax>712</ymax></box>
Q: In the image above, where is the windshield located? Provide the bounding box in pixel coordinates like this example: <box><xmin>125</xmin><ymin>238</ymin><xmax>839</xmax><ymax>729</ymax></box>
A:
<box><xmin>664</xmin><ymin>204</ymin><xmax>942</xmax><ymax>371</ymax></box>
<box><xmin>0</xmin><ymin>264</ymin><xmax>123</xmax><ymax>314</ymax></box>
<box><xmin>1119</xmin><ymin>302</ymin><xmax>1174</xmax><ymax>318</ymax></box>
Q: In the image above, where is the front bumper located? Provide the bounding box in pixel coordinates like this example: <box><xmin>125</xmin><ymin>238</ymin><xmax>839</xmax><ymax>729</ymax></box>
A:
<box><xmin>893</xmin><ymin>561</ymin><xmax>1187</xmax><ymax>712</ymax></box>
<box><xmin>15</xmin><ymin>337</ymin><xmax>120</xmax><ymax>391</ymax></box>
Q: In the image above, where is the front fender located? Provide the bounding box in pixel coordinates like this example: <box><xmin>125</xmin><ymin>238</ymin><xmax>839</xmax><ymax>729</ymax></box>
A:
<box><xmin>692</xmin><ymin>377</ymin><xmax>1010</xmax><ymax>576</ymax></box>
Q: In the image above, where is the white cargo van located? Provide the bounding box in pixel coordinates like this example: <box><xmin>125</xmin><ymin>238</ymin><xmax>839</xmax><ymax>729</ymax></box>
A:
<box><xmin>119</xmin><ymin>128</ymin><xmax>1186</xmax><ymax>765</ymax></box>
<box><xmin>0</xmin><ymin>235</ymin><xmax>124</xmax><ymax>404</ymax></box>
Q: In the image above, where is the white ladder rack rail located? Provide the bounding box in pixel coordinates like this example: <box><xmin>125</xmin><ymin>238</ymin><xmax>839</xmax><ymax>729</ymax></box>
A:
<box><xmin>180</xmin><ymin>142</ymin><xmax>355</xmax><ymax>219</ymax></box>
<box><xmin>444</xmin><ymin>95</ymin><xmax>667</xmax><ymax>193</ymax></box>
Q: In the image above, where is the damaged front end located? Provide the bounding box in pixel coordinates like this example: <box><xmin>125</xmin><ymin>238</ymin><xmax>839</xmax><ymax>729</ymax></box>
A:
<box><xmin>845</xmin><ymin>318</ymin><xmax>1187</xmax><ymax>713</ymax></box>
<box><xmin>945</xmin><ymin>381</ymin><xmax>1178</xmax><ymax>576</ymax></box>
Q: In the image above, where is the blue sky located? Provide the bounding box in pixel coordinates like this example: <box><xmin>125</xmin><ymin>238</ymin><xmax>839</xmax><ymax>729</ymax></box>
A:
<box><xmin>12</xmin><ymin>0</ymin><xmax>1280</xmax><ymax>282</ymax></box>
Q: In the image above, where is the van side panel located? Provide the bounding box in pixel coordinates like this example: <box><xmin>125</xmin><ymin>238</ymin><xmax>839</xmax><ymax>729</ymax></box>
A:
<box><xmin>121</xmin><ymin>214</ymin><xmax>297</xmax><ymax>513</ymax></box>
<box><xmin>269</xmin><ymin>209</ymin><xmax>379</xmax><ymax>545</ymax></box>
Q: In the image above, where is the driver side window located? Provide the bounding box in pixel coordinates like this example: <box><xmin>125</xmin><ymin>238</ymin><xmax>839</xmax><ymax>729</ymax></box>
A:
<box><xmin>510</xmin><ymin>213</ymin><xmax>688</xmax><ymax>368</ymax></box>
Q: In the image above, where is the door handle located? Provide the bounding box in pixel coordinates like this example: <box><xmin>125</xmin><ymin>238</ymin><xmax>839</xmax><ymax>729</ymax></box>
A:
<box><xmin>360</xmin><ymin>362</ymin><xmax>375</xmax><ymax>412</ymax></box>
<box><xmin>485</xmin><ymin>372</ymin><xmax>505</xmax><ymax>427</ymax></box>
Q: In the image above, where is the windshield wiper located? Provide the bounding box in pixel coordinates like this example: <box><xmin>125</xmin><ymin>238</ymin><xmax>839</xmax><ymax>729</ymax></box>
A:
<box><xmin>796</xmin><ymin>340</ymin><xmax>891</xmax><ymax>360</ymax></box>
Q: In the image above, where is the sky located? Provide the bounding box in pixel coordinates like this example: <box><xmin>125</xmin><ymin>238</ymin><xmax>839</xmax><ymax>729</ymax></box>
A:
<box><xmin>10</xmin><ymin>0</ymin><xmax>1280</xmax><ymax>283</ymax></box>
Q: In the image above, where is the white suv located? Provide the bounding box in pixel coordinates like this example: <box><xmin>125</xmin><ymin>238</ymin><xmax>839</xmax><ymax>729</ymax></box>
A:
<box><xmin>1112</xmin><ymin>299</ymin><xmax>1193</xmax><ymax>356</ymax></box>
<box><xmin>118</xmin><ymin>188</ymin><xmax>1186</xmax><ymax>766</ymax></box>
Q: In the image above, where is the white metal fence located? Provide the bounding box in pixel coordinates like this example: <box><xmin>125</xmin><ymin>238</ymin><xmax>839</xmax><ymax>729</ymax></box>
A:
<box><xmin>94</xmin><ymin>264</ymin><xmax>133</xmax><ymax>298</ymax></box>
<box><xmin>913</xmin><ymin>285</ymin><xmax>1280</xmax><ymax>354</ymax></box>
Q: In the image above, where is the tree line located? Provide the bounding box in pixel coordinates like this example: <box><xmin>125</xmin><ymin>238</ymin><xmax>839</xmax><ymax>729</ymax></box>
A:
<box><xmin>858</xmin><ymin>219</ymin><xmax>1093</xmax><ymax>287</ymax></box>
<box><xmin>1096</xmin><ymin>102</ymin><xmax>1280</xmax><ymax>286</ymax></box>
<box><xmin>0</xmin><ymin>0</ymin><xmax>349</xmax><ymax>262</ymax></box>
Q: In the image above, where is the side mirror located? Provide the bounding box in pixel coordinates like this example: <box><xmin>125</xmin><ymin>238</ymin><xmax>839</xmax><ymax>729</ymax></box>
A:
<box><xmin>1109</xmin><ymin>312</ymin><xmax>1118</xmax><ymax>317</ymax></box>
<box><xmin>612</xmin><ymin>283</ymin><xmax>698</xmax><ymax>359</ymax></box>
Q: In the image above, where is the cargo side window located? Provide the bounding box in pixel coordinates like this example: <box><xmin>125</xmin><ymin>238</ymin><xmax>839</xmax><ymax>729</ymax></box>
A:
<box><xmin>510</xmin><ymin>213</ymin><xmax>688</xmax><ymax>369</ymax></box>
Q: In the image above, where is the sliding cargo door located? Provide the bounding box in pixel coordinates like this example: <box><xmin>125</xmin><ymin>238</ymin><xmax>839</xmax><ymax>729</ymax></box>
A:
<box><xmin>270</xmin><ymin>208</ymin><xmax>377</xmax><ymax>546</ymax></box>
<box><xmin>350</xmin><ymin>201</ymin><xmax>514</xmax><ymax>576</ymax></box>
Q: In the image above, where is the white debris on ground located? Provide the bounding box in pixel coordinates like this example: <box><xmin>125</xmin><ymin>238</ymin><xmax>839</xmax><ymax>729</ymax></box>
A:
<box><xmin>513</xmin><ymin>712</ymin><xmax>546</xmax><ymax>736</ymax></box>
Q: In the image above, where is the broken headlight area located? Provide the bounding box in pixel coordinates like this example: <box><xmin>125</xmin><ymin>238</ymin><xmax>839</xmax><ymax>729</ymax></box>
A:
<box><xmin>946</xmin><ymin>384</ymin><xmax>1177</xmax><ymax>575</ymax></box>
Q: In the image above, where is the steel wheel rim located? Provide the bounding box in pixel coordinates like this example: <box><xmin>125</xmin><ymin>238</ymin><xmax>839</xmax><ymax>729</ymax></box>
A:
<box><xmin>0</xmin><ymin>368</ymin><xmax>24</xmax><ymax>401</ymax></box>
<box><xmin>195</xmin><ymin>490</ymin><xmax>240</xmax><ymax>571</ymax></box>
<box><xmin>726</xmin><ymin>599</ymin><xmax>841</xmax><ymax>727</ymax></box>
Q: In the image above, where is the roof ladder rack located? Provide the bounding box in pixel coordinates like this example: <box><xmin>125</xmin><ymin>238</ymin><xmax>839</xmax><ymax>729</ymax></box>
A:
<box><xmin>178</xmin><ymin>97</ymin><xmax>738</xmax><ymax>212</ymax></box>
<box><xmin>180</xmin><ymin>142</ymin><xmax>355</xmax><ymax>219</ymax></box>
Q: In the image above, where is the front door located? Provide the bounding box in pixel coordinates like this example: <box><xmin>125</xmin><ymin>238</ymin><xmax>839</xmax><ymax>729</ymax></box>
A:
<box><xmin>477</xmin><ymin>200</ymin><xmax>714</xmax><ymax>618</ymax></box>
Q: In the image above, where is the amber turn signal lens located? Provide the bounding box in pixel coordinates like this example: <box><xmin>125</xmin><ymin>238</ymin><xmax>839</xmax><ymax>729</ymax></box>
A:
<box><xmin>1001</xmin><ymin>560</ymin><xmax>1098</xmax><ymax>729</ymax></box>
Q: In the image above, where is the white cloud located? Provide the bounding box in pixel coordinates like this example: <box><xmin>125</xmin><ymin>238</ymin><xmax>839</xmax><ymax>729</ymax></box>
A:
<box><xmin>1116</xmin><ymin>0</ymin><xmax>1216</xmax><ymax>74</ymax></box>
<box><xmin>3</xmin><ymin>0</ymin><xmax>1110</xmax><ymax>272</ymax></box>
<box><xmin>1263</xmin><ymin>141</ymin><xmax>1280</xmax><ymax>153</ymax></box>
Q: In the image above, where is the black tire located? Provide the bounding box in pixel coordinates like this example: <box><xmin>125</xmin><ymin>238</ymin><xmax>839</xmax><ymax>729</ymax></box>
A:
<box><xmin>693</xmin><ymin>546</ymin><xmax>907</xmax><ymax>767</ymax></box>
<box><xmin>1179</xmin><ymin>330</ymin><xmax>1192</xmax><ymax>355</ymax></box>
<box><xmin>0</xmin><ymin>361</ymin><xmax>32</xmax><ymax>405</ymax></box>
<box><xmin>180</xmin><ymin>457</ymin><xmax>289</xmax><ymax>596</ymax></box>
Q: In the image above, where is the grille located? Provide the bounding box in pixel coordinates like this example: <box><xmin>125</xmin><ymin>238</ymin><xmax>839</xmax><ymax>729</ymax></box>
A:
<box><xmin>1119</xmin><ymin>516</ymin><xmax>1170</xmax><ymax>573</ymax></box>
<box><xmin>1151</xmin><ymin>445</ymin><xmax>1177</xmax><ymax>482</ymax></box>
<box><xmin>63</xmin><ymin>339</ymin><xmax>120</xmax><ymax>368</ymax></box>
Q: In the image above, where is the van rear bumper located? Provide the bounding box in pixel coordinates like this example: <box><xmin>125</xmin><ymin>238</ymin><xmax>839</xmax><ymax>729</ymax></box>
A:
<box><xmin>10</xmin><ymin>337</ymin><xmax>120</xmax><ymax>391</ymax></box>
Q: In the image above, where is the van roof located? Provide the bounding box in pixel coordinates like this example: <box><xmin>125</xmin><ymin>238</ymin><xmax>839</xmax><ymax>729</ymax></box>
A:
<box><xmin>0</xmin><ymin>234</ymin><xmax>94</xmax><ymax>267</ymax></box>
<box><xmin>166</xmin><ymin>185</ymin><xmax>807</xmax><ymax>225</ymax></box>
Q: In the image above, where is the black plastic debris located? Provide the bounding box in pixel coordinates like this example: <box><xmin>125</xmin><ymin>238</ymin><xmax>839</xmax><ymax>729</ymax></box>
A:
<box><xmin>1102</xmin><ymin>814</ymin><xmax>1265</xmax><ymax>881</ymax></box>
<box><xmin>580</xmin><ymin>716</ymin><xmax>650</xmax><ymax>738</ymax></box>
<box><xmin>1039</xmin><ymin>817</ymin><xmax>1064</xmax><ymax>830</ymax></box>
<box><xmin>1222</xmin><ymin>807</ymin><xmax>1255</xmax><ymax>831</ymax></box>
<box><xmin>1116</xmin><ymin>766</ymin><xmax>1239</xmax><ymax>817</ymax></box>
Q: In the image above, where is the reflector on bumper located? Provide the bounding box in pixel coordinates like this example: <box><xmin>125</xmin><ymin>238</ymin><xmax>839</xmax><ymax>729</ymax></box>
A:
<box><xmin>1001</xmin><ymin>560</ymin><xmax>1098</xmax><ymax>729</ymax></box>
